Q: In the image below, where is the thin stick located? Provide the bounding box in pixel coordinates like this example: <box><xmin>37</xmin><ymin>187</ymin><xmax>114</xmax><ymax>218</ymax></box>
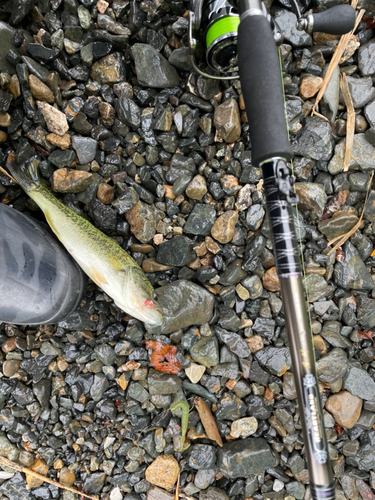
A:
<box><xmin>311</xmin><ymin>3</ymin><xmax>364</xmax><ymax>115</ymax></box>
<box><xmin>0</xmin><ymin>456</ymin><xmax>98</xmax><ymax>500</ymax></box>
<box><xmin>175</xmin><ymin>474</ymin><xmax>180</xmax><ymax>500</ymax></box>
<box><xmin>327</xmin><ymin>171</ymin><xmax>374</xmax><ymax>255</ymax></box>
<box><xmin>340</xmin><ymin>72</ymin><xmax>355</xmax><ymax>172</ymax></box>
<box><xmin>0</xmin><ymin>166</ymin><xmax>18</xmax><ymax>185</ymax></box>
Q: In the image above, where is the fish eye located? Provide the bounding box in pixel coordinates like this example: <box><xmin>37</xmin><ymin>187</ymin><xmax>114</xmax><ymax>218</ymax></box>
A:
<box><xmin>153</xmin><ymin>293</ymin><xmax>159</xmax><ymax>302</ymax></box>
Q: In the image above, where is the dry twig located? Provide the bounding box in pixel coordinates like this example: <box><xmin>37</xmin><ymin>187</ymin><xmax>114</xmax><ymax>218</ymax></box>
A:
<box><xmin>0</xmin><ymin>456</ymin><xmax>98</xmax><ymax>500</ymax></box>
<box><xmin>0</xmin><ymin>166</ymin><xmax>18</xmax><ymax>185</ymax></box>
<box><xmin>327</xmin><ymin>171</ymin><xmax>374</xmax><ymax>255</ymax></box>
<box><xmin>340</xmin><ymin>72</ymin><xmax>355</xmax><ymax>172</ymax></box>
<box><xmin>175</xmin><ymin>474</ymin><xmax>180</xmax><ymax>500</ymax></box>
<box><xmin>311</xmin><ymin>2</ymin><xmax>365</xmax><ymax>115</ymax></box>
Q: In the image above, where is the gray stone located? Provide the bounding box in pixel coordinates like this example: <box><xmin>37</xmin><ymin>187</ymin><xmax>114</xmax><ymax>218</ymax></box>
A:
<box><xmin>255</xmin><ymin>346</ymin><xmax>291</xmax><ymax>376</ymax></box>
<box><xmin>356</xmin><ymin>410</ymin><xmax>375</xmax><ymax>430</ymax></box>
<box><xmin>115</xmin><ymin>97</ymin><xmax>141</xmax><ymax>128</ymax></box>
<box><xmin>90</xmin><ymin>373</ymin><xmax>109</xmax><ymax>401</ymax></box>
<box><xmin>216</xmin><ymin>392</ymin><xmax>247</xmax><ymax>421</ymax></box>
<box><xmin>148</xmin><ymin>369</ymin><xmax>182</xmax><ymax>394</ymax></box>
<box><xmin>0</xmin><ymin>432</ymin><xmax>20</xmax><ymax>461</ymax></box>
<box><xmin>295</xmin><ymin>182</ymin><xmax>327</xmax><ymax>220</ymax></box>
<box><xmin>83</xmin><ymin>473</ymin><xmax>106</xmax><ymax>494</ymax></box>
<box><xmin>328</xmin><ymin>134</ymin><xmax>375</xmax><ymax>174</ymax></box>
<box><xmin>358</xmin><ymin>39</ymin><xmax>375</xmax><ymax>76</ymax></box>
<box><xmin>190</xmin><ymin>335</ymin><xmax>220</xmax><ymax>368</ymax></box>
<box><xmin>199</xmin><ymin>487</ymin><xmax>229</xmax><ymax>500</ymax></box>
<box><xmin>343</xmin><ymin>363</ymin><xmax>375</xmax><ymax>401</ymax></box>
<box><xmin>346</xmin><ymin>430</ymin><xmax>375</xmax><ymax>471</ymax></box>
<box><xmin>305</xmin><ymin>274</ymin><xmax>335</xmax><ymax>302</ymax></box>
<box><xmin>273</xmin><ymin>9</ymin><xmax>312</xmax><ymax>47</ymax></box>
<box><xmin>357</xmin><ymin>294</ymin><xmax>375</xmax><ymax>329</ymax></box>
<box><xmin>214</xmin><ymin>326</ymin><xmax>251</xmax><ymax>358</ymax></box>
<box><xmin>186</xmin><ymin>444</ymin><xmax>216</xmax><ymax>470</ymax></box>
<box><xmin>346</xmin><ymin>76</ymin><xmax>375</xmax><ymax>108</ymax></box>
<box><xmin>0</xmin><ymin>22</ymin><xmax>18</xmax><ymax>75</ymax></box>
<box><xmin>217</xmin><ymin>438</ymin><xmax>278</xmax><ymax>479</ymax></box>
<box><xmin>334</xmin><ymin>241</ymin><xmax>374</xmax><ymax>290</ymax></box>
<box><xmin>168</xmin><ymin>47</ymin><xmax>193</xmax><ymax>71</ymax></box>
<box><xmin>194</xmin><ymin>469</ymin><xmax>216</xmax><ymax>490</ymax></box>
<box><xmin>71</xmin><ymin>136</ymin><xmax>98</xmax><ymax>164</ymax></box>
<box><xmin>320</xmin><ymin>65</ymin><xmax>340</xmax><ymax>122</ymax></box>
<box><xmin>293</xmin><ymin>116</ymin><xmax>334</xmax><ymax>161</ymax></box>
<box><xmin>184</xmin><ymin>204</ymin><xmax>217</xmax><ymax>236</ymax></box>
<box><xmin>131</xmin><ymin>44</ymin><xmax>180</xmax><ymax>88</ymax></box>
<box><xmin>316</xmin><ymin>348</ymin><xmax>348</xmax><ymax>383</ymax></box>
<box><xmin>33</xmin><ymin>379</ymin><xmax>51</xmax><ymax>409</ymax></box>
<box><xmin>145</xmin><ymin>280</ymin><xmax>214</xmax><ymax>335</ymax></box>
<box><xmin>156</xmin><ymin>236</ymin><xmax>196</xmax><ymax>267</ymax></box>
<box><xmin>365</xmin><ymin>99</ymin><xmax>375</xmax><ymax>128</ymax></box>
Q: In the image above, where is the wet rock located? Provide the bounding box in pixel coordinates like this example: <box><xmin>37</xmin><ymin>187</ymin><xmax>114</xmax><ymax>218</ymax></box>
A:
<box><xmin>217</xmin><ymin>438</ymin><xmax>278</xmax><ymax>479</ymax></box>
<box><xmin>190</xmin><ymin>335</ymin><xmax>220</xmax><ymax>368</ymax></box>
<box><xmin>184</xmin><ymin>204</ymin><xmax>217</xmax><ymax>236</ymax></box>
<box><xmin>146</xmin><ymin>280</ymin><xmax>214</xmax><ymax>335</ymax></box>
<box><xmin>357</xmin><ymin>295</ymin><xmax>375</xmax><ymax>329</ymax></box>
<box><xmin>46</xmin><ymin>133</ymin><xmax>71</xmax><ymax>150</ymax></box>
<box><xmin>346</xmin><ymin>76</ymin><xmax>375</xmax><ymax>108</ymax></box>
<box><xmin>334</xmin><ymin>241</ymin><xmax>374</xmax><ymax>290</ymax></box>
<box><xmin>125</xmin><ymin>201</ymin><xmax>156</xmax><ymax>243</ymax></box>
<box><xmin>185</xmin><ymin>175</ymin><xmax>207</xmax><ymax>200</ymax></box>
<box><xmin>316</xmin><ymin>348</ymin><xmax>348</xmax><ymax>383</ymax></box>
<box><xmin>90</xmin><ymin>373</ymin><xmax>109</xmax><ymax>401</ymax></box>
<box><xmin>186</xmin><ymin>445</ymin><xmax>216</xmax><ymax>470</ymax></box>
<box><xmin>273</xmin><ymin>9</ymin><xmax>312</xmax><ymax>47</ymax></box>
<box><xmin>216</xmin><ymin>392</ymin><xmax>247</xmax><ymax>421</ymax></box>
<box><xmin>320</xmin><ymin>65</ymin><xmax>340</xmax><ymax>122</ymax></box>
<box><xmin>145</xmin><ymin>455</ymin><xmax>179</xmax><ymax>490</ymax></box>
<box><xmin>214</xmin><ymin>99</ymin><xmax>241</xmax><ymax>143</ymax></box>
<box><xmin>168</xmin><ymin>47</ymin><xmax>192</xmax><ymax>71</ymax></box>
<box><xmin>91</xmin><ymin>53</ymin><xmax>126</xmax><ymax>85</ymax></box>
<box><xmin>211</xmin><ymin>210</ymin><xmax>238</xmax><ymax>244</ymax></box>
<box><xmin>0</xmin><ymin>22</ymin><xmax>18</xmax><ymax>75</ymax></box>
<box><xmin>215</xmin><ymin>326</ymin><xmax>251</xmax><ymax>358</ymax></box>
<box><xmin>83</xmin><ymin>473</ymin><xmax>106</xmax><ymax>494</ymax></box>
<box><xmin>37</xmin><ymin>101</ymin><xmax>69</xmax><ymax>136</ymax></box>
<box><xmin>156</xmin><ymin>236</ymin><xmax>196</xmax><ymax>267</ymax></box>
<box><xmin>199</xmin><ymin>487</ymin><xmax>229</xmax><ymax>500</ymax></box>
<box><xmin>148</xmin><ymin>370</ymin><xmax>182</xmax><ymax>395</ymax></box>
<box><xmin>71</xmin><ymin>136</ymin><xmax>97</xmax><ymax>164</ymax></box>
<box><xmin>328</xmin><ymin>134</ymin><xmax>375</xmax><ymax>174</ymax></box>
<box><xmin>300</xmin><ymin>75</ymin><xmax>323</xmax><ymax>98</ymax></box>
<box><xmin>292</xmin><ymin>116</ymin><xmax>334</xmax><ymax>161</ymax></box>
<box><xmin>358</xmin><ymin>39</ymin><xmax>375</xmax><ymax>76</ymax></box>
<box><xmin>115</xmin><ymin>97</ymin><xmax>141</xmax><ymax>129</ymax></box>
<box><xmin>0</xmin><ymin>432</ymin><xmax>20</xmax><ymax>461</ymax></box>
<box><xmin>326</xmin><ymin>391</ymin><xmax>363</xmax><ymax>428</ymax></box>
<box><xmin>346</xmin><ymin>430</ymin><xmax>375</xmax><ymax>471</ymax></box>
<box><xmin>294</xmin><ymin>182</ymin><xmax>327</xmax><ymax>219</ymax></box>
<box><xmin>33</xmin><ymin>379</ymin><xmax>51</xmax><ymax>409</ymax></box>
<box><xmin>52</xmin><ymin>168</ymin><xmax>93</xmax><ymax>193</ymax></box>
<box><xmin>318</xmin><ymin>210</ymin><xmax>359</xmax><ymax>241</ymax></box>
<box><xmin>255</xmin><ymin>346</ymin><xmax>291</xmax><ymax>376</ymax></box>
<box><xmin>343</xmin><ymin>363</ymin><xmax>375</xmax><ymax>401</ymax></box>
<box><xmin>365</xmin><ymin>99</ymin><xmax>375</xmax><ymax>128</ymax></box>
<box><xmin>131</xmin><ymin>44</ymin><xmax>180</xmax><ymax>88</ymax></box>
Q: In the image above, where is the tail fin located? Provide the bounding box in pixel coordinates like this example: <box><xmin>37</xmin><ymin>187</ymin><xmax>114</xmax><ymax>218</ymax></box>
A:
<box><xmin>6</xmin><ymin>153</ymin><xmax>43</xmax><ymax>193</ymax></box>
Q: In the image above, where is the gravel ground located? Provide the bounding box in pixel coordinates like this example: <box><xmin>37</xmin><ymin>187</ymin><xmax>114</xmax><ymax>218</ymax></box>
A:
<box><xmin>1</xmin><ymin>0</ymin><xmax>375</xmax><ymax>500</ymax></box>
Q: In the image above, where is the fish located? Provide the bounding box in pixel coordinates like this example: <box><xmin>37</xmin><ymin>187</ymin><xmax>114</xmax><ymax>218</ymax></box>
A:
<box><xmin>6</xmin><ymin>153</ymin><xmax>164</xmax><ymax>326</ymax></box>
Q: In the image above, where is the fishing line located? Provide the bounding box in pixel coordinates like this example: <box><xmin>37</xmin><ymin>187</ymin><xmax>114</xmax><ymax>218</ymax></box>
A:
<box><xmin>278</xmin><ymin>48</ymin><xmax>315</xmax><ymax>355</ymax></box>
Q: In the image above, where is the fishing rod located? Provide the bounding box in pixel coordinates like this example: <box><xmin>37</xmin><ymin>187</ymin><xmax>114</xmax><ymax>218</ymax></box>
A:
<box><xmin>188</xmin><ymin>0</ymin><xmax>356</xmax><ymax>499</ymax></box>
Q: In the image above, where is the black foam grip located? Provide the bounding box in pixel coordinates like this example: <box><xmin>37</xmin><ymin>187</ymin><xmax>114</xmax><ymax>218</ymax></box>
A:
<box><xmin>312</xmin><ymin>5</ymin><xmax>356</xmax><ymax>35</ymax></box>
<box><xmin>238</xmin><ymin>15</ymin><xmax>293</xmax><ymax>167</ymax></box>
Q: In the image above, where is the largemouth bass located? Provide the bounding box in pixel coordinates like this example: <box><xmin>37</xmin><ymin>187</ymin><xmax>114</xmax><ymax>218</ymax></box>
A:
<box><xmin>6</xmin><ymin>153</ymin><xmax>163</xmax><ymax>326</ymax></box>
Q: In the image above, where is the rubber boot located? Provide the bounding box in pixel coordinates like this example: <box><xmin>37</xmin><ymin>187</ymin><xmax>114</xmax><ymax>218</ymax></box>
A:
<box><xmin>0</xmin><ymin>203</ymin><xmax>87</xmax><ymax>325</ymax></box>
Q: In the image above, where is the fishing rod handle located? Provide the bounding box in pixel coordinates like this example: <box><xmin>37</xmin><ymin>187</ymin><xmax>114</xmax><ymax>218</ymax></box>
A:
<box><xmin>237</xmin><ymin>3</ymin><xmax>293</xmax><ymax>167</ymax></box>
<box><xmin>262</xmin><ymin>158</ymin><xmax>335</xmax><ymax>500</ymax></box>
<box><xmin>298</xmin><ymin>4</ymin><xmax>356</xmax><ymax>35</ymax></box>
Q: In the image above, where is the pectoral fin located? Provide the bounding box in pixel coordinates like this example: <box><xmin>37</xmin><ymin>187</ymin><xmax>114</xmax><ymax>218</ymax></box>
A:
<box><xmin>87</xmin><ymin>266</ymin><xmax>108</xmax><ymax>288</ymax></box>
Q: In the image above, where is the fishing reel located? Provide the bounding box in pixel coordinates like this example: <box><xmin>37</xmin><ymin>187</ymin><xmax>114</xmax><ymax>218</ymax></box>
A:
<box><xmin>188</xmin><ymin>0</ymin><xmax>356</xmax><ymax>80</ymax></box>
<box><xmin>188</xmin><ymin>0</ymin><xmax>270</xmax><ymax>80</ymax></box>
